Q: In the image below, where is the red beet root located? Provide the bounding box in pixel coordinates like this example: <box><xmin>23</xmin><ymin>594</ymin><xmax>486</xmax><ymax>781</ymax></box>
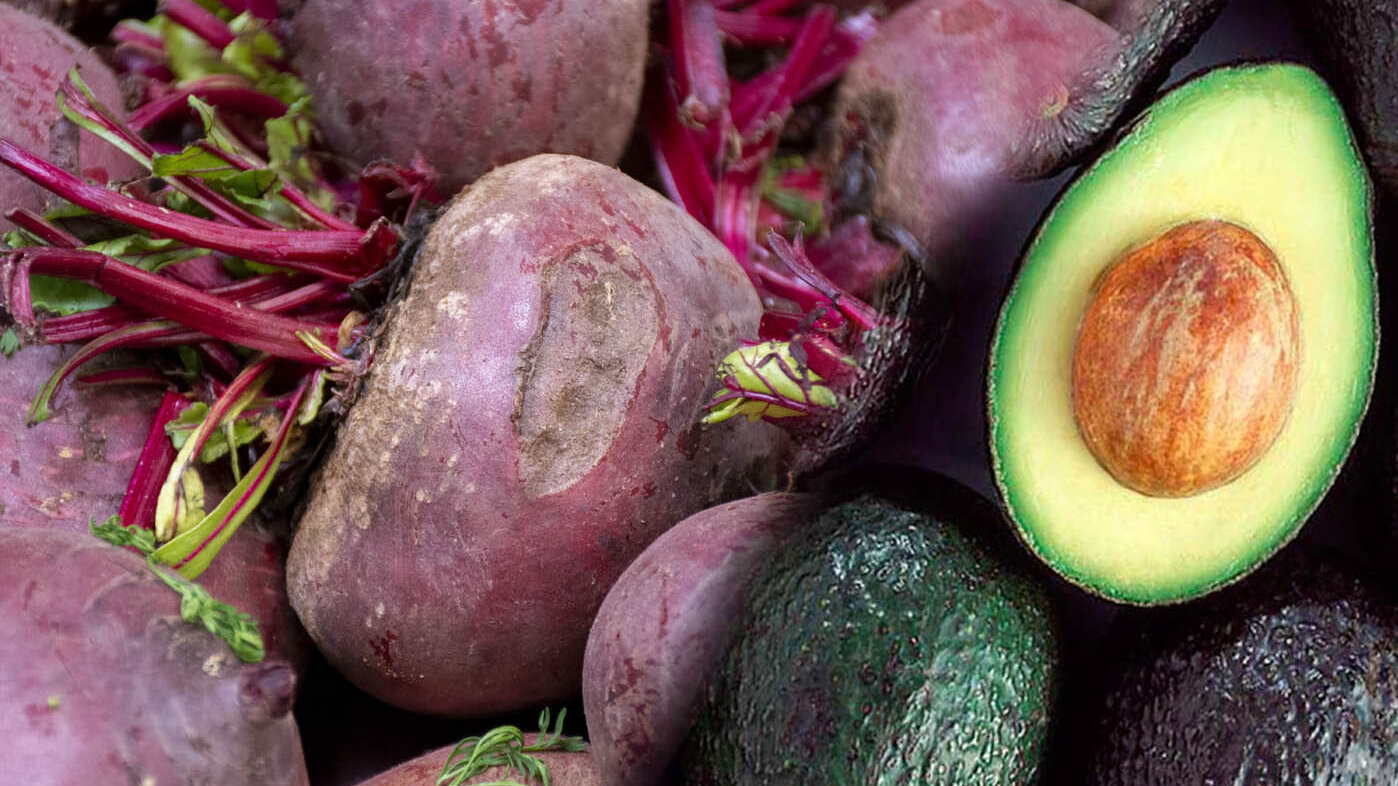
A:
<box><xmin>288</xmin><ymin>153</ymin><xmax>787</xmax><ymax>718</ymax></box>
<box><xmin>0</xmin><ymin>528</ymin><xmax>309</xmax><ymax>784</ymax></box>
<box><xmin>288</xmin><ymin>0</ymin><xmax>650</xmax><ymax>194</ymax></box>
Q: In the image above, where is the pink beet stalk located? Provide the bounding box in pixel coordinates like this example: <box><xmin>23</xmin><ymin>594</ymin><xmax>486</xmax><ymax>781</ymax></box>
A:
<box><xmin>8</xmin><ymin>248</ymin><xmax>344</xmax><ymax>366</ymax></box>
<box><xmin>160</xmin><ymin>0</ymin><xmax>237</xmax><ymax>50</ymax></box>
<box><xmin>120</xmin><ymin>391</ymin><xmax>194</xmax><ymax>530</ymax></box>
<box><xmin>40</xmin><ymin>275</ymin><xmax>303</xmax><ymax>345</ymax></box>
<box><xmin>5</xmin><ymin>208</ymin><xmax>83</xmax><ymax>247</ymax></box>
<box><xmin>714</xmin><ymin>11</ymin><xmax>802</xmax><ymax>45</ymax></box>
<box><xmin>128</xmin><ymin>75</ymin><xmax>289</xmax><ymax>133</ymax></box>
<box><xmin>670</xmin><ymin>0</ymin><xmax>730</xmax><ymax>128</ymax></box>
<box><xmin>0</xmin><ymin>140</ymin><xmax>395</xmax><ymax>278</ymax></box>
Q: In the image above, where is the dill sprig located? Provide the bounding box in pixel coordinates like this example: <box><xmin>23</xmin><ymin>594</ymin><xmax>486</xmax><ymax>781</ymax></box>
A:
<box><xmin>437</xmin><ymin>708</ymin><xmax>587</xmax><ymax>786</ymax></box>
<box><xmin>89</xmin><ymin>516</ymin><xmax>265</xmax><ymax>663</ymax></box>
<box><xmin>90</xmin><ymin>514</ymin><xmax>157</xmax><ymax>554</ymax></box>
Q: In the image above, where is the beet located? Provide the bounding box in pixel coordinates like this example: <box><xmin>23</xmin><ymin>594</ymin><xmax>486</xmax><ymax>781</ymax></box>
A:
<box><xmin>0</xmin><ymin>527</ymin><xmax>308</xmax><ymax>784</ymax></box>
<box><xmin>0</xmin><ymin>4</ymin><xmax>140</xmax><ymax>226</ymax></box>
<box><xmin>287</xmin><ymin>153</ymin><xmax>786</xmax><ymax>718</ymax></box>
<box><xmin>288</xmin><ymin>0</ymin><xmax>650</xmax><ymax>194</ymax></box>
<box><xmin>0</xmin><ymin>345</ymin><xmax>309</xmax><ymax>669</ymax></box>
<box><xmin>822</xmin><ymin>0</ymin><xmax>1223</xmax><ymax>261</ymax></box>
<box><xmin>583</xmin><ymin>492</ymin><xmax>819</xmax><ymax>786</ymax></box>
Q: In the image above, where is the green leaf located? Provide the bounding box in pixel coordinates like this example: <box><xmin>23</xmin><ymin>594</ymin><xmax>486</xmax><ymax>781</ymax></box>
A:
<box><xmin>166</xmin><ymin>402</ymin><xmax>265</xmax><ymax>463</ymax></box>
<box><xmin>702</xmin><ymin>340</ymin><xmax>839</xmax><ymax>425</ymax></box>
<box><xmin>146</xmin><ymin>555</ymin><xmax>265</xmax><ymax>663</ymax></box>
<box><xmin>267</xmin><ymin>102</ymin><xmax>323</xmax><ymax>197</ymax></box>
<box><xmin>30</xmin><ymin>276</ymin><xmax>118</xmax><ymax>316</ymax></box>
<box><xmin>89</xmin><ymin>515</ymin><xmax>157</xmax><ymax>555</ymax></box>
<box><xmin>151</xmin><ymin>146</ymin><xmax>238</xmax><ymax>179</ymax></box>
<box><xmin>83</xmin><ymin>235</ymin><xmax>206</xmax><ymax>273</ymax></box>
<box><xmin>186</xmin><ymin>96</ymin><xmax>248</xmax><ymax>158</ymax></box>
<box><xmin>1</xmin><ymin>328</ymin><xmax>19</xmax><ymax>358</ymax></box>
<box><xmin>154</xmin><ymin>15</ymin><xmax>225</xmax><ymax>83</ymax></box>
<box><xmin>30</xmin><ymin>236</ymin><xmax>205</xmax><ymax>316</ymax></box>
<box><xmin>177</xmin><ymin>345</ymin><xmax>204</xmax><ymax>376</ymax></box>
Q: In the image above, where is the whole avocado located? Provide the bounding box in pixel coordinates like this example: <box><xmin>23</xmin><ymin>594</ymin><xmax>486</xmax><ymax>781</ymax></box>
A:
<box><xmin>1289</xmin><ymin>0</ymin><xmax>1398</xmax><ymax>198</ymax></box>
<box><xmin>682</xmin><ymin>476</ymin><xmax>1058</xmax><ymax>785</ymax></box>
<box><xmin>1085</xmin><ymin>548</ymin><xmax>1398</xmax><ymax>785</ymax></box>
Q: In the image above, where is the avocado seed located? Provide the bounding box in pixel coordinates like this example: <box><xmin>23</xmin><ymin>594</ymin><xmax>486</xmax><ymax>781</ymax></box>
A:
<box><xmin>1071</xmin><ymin>220</ymin><xmax>1300</xmax><ymax>497</ymax></box>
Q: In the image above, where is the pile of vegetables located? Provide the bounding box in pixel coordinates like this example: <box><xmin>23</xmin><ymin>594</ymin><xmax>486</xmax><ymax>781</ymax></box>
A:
<box><xmin>1</xmin><ymin>0</ymin><xmax>1395</xmax><ymax>784</ymax></box>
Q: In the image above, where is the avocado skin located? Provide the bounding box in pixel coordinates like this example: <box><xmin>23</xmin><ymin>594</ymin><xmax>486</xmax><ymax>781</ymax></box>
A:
<box><xmin>1290</xmin><ymin>0</ymin><xmax>1398</xmax><ymax>197</ymax></box>
<box><xmin>1023</xmin><ymin>0</ymin><xmax>1226</xmax><ymax>177</ymax></box>
<box><xmin>681</xmin><ymin>477</ymin><xmax>1058</xmax><ymax>786</ymax></box>
<box><xmin>1084</xmin><ymin>548</ymin><xmax>1398</xmax><ymax>785</ymax></box>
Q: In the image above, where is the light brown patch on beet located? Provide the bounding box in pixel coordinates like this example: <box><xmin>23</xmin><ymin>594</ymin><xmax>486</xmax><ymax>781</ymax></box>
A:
<box><xmin>514</xmin><ymin>246</ymin><xmax>659</xmax><ymax>498</ymax></box>
<box><xmin>1072</xmin><ymin>220</ymin><xmax>1300</xmax><ymax>497</ymax></box>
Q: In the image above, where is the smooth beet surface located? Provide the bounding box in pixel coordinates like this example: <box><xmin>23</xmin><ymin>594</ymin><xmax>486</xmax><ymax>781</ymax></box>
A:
<box><xmin>289</xmin><ymin>153</ymin><xmax>786</xmax><ymax>718</ymax></box>
<box><xmin>289</xmin><ymin>0</ymin><xmax>649</xmax><ymax>195</ymax></box>
<box><xmin>0</xmin><ymin>4</ymin><xmax>140</xmax><ymax>226</ymax></box>
<box><xmin>0</xmin><ymin>528</ymin><xmax>308</xmax><ymax>784</ymax></box>
<box><xmin>583</xmin><ymin>492</ymin><xmax>820</xmax><ymax>786</ymax></box>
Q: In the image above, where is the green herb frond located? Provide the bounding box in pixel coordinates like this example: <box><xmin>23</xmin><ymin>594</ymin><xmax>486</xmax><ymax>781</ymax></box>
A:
<box><xmin>90</xmin><ymin>515</ymin><xmax>157</xmax><ymax>555</ymax></box>
<box><xmin>147</xmin><ymin>555</ymin><xmax>265</xmax><ymax>663</ymax></box>
<box><xmin>437</xmin><ymin>708</ymin><xmax>587</xmax><ymax>786</ymax></box>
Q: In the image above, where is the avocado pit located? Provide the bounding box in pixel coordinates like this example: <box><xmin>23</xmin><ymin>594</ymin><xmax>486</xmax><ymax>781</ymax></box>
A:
<box><xmin>1071</xmin><ymin>220</ymin><xmax>1300</xmax><ymax>497</ymax></box>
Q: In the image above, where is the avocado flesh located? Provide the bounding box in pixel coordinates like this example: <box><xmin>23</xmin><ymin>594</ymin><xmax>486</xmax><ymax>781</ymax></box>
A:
<box><xmin>682</xmin><ymin>485</ymin><xmax>1058</xmax><ymax>786</ymax></box>
<box><xmin>989</xmin><ymin>64</ymin><xmax>1376</xmax><ymax>603</ymax></box>
<box><xmin>1084</xmin><ymin>549</ymin><xmax>1398</xmax><ymax>784</ymax></box>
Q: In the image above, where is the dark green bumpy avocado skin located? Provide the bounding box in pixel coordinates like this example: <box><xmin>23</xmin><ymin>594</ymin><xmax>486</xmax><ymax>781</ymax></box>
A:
<box><xmin>682</xmin><ymin>485</ymin><xmax>1058</xmax><ymax>786</ymax></box>
<box><xmin>1289</xmin><ymin>0</ymin><xmax>1398</xmax><ymax>198</ymax></box>
<box><xmin>1023</xmin><ymin>0</ymin><xmax>1227</xmax><ymax>177</ymax></box>
<box><xmin>1087</xmin><ymin>549</ymin><xmax>1398</xmax><ymax>785</ymax></box>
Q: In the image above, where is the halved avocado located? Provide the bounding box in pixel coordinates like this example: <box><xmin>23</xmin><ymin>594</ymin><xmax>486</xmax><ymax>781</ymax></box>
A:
<box><xmin>988</xmin><ymin>63</ymin><xmax>1377</xmax><ymax>604</ymax></box>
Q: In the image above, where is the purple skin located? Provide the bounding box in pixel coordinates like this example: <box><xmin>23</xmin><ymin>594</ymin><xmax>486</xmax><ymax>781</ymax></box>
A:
<box><xmin>823</xmin><ymin>0</ymin><xmax>1119</xmax><ymax>259</ymax></box>
<box><xmin>288</xmin><ymin>0</ymin><xmax>649</xmax><ymax>195</ymax></box>
<box><xmin>0</xmin><ymin>528</ymin><xmax>308</xmax><ymax>784</ymax></box>
<box><xmin>582</xmin><ymin>492</ymin><xmax>818</xmax><ymax>786</ymax></box>
<box><xmin>0</xmin><ymin>4</ymin><xmax>142</xmax><ymax>227</ymax></box>
<box><xmin>288</xmin><ymin>154</ymin><xmax>787</xmax><ymax>718</ymax></box>
<box><xmin>0</xmin><ymin>345</ymin><xmax>309</xmax><ymax>669</ymax></box>
<box><xmin>357</xmin><ymin>735</ymin><xmax>600</xmax><ymax>786</ymax></box>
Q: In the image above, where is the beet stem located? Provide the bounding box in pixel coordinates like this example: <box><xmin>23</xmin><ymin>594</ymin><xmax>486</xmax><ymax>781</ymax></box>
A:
<box><xmin>670</xmin><ymin>0</ymin><xmax>731</xmax><ymax>128</ymax></box>
<box><xmin>155</xmin><ymin>355</ymin><xmax>273</xmax><ymax>540</ymax></box>
<box><xmin>40</xmin><ymin>274</ymin><xmax>304</xmax><ymax>344</ymax></box>
<box><xmin>0</xmin><ymin>140</ymin><xmax>392</xmax><ymax>278</ymax></box>
<box><xmin>127</xmin><ymin>75</ymin><xmax>289</xmax><ymax>134</ymax></box>
<box><xmin>121</xmin><ymin>391</ymin><xmax>193</xmax><ymax>530</ymax></box>
<box><xmin>10</xmin><ymin>248</ymin><xmax>343</xmax><ymax>365</ymax></box>
<box><xmin>4</xmin><ymin>209</ymin><xmax>82</xmax><ymax>247</ymax></box>
<box><xmin>160</xmin><ymin>0</ymin><xmax>238</xmax><ymax>51</ymax></box>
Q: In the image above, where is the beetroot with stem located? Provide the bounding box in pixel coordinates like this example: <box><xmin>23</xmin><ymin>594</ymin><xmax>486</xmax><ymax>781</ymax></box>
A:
<box><xmin>288</xmin><ymin>153</ymin><xmax>787</xmax><ymax>717</ymax></box>
<box><xmin>287</xmin><ymin>0</ymin><xmax>651</xmax><ymax>195</ymax></box>
<box><xmin>2</xmin><ymin>1</ymin><xmax>786</xmax><ymax>720</ymax></box>
<box><xmin>0</xmin><ymin>528</ymin><xmax>308</xmax><ymax>784</ymax></box>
